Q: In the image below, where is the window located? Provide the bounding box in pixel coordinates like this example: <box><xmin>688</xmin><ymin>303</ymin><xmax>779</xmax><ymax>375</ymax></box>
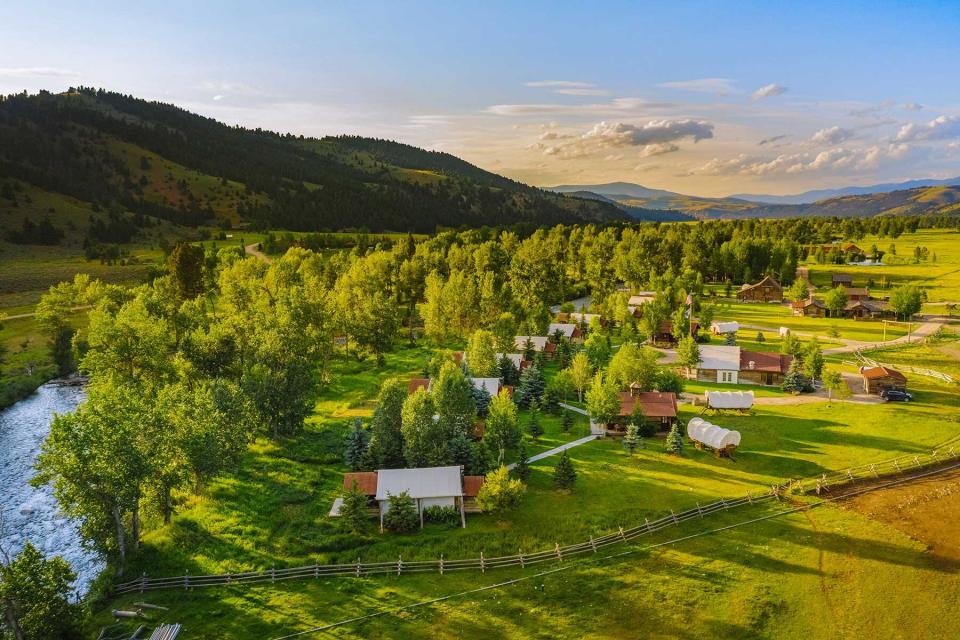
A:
<box><xmin>719</xmin><ymin>371</ymin><xmax>735</xmax><ymax>383</ymax></box>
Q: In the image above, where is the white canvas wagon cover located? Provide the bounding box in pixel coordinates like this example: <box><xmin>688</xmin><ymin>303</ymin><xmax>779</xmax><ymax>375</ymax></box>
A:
<box><xmin>711</xmin><ymin>321</ymin><xmax>740</xmax><ymax>334</ymax></box>
<box><xmin>687</xmin><ymin>417</ymin><xmax>741</xmax><ymax>449</ymax></box>
<box><xmin>705</xmin><ymin>391</ymin><xmax>754</xmax><ymax>409</ymax></box>
<box><xmin>375</xmin><ymin>466</ymin><xmax>463</xmax><ymax>501</ymax></box>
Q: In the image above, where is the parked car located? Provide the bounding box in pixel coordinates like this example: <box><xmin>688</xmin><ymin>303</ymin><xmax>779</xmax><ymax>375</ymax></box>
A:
<box><xmin>880</xmin><ymin>389</ymin><xmax>913</xmax><ymax>402</ymax></box>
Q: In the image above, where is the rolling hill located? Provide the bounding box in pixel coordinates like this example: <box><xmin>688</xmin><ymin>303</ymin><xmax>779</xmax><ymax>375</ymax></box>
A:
<box><xmin>731</xmin><ymin>176</ymin><xmax>960</xmax><ymax>205</ymax></box>
<box><xmin>0</xmin><ymin>89</ymin><xmax>626</xmax><ymax>240</ymax></box>
<box><xmin>549</xmin><ymin>181</ymin><xmax>960</xmax><ymax>220</ymax></box>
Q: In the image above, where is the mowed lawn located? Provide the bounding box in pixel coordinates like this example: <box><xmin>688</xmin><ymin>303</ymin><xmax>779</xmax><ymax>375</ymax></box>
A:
<box><xmin>96</xmin><ymin>494</ymin><xmax>960</xmax><ymax>640</ymax></box>
<box><xmin>713</xmin><ymin>301</ymin><xmax>909</xmax><ymax>343</ymax></box>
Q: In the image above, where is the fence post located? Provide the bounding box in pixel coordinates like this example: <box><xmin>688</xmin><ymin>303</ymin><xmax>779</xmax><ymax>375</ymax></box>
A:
<box><xmin>697</xmin><ymin>502</ymin><xmax>703</xmax><ymax>517</ymax></box>
<box><xmin>480</xmin><ymin>551</ymin><xmax>485</xmax><ymax>573</ymax></box>
<box><xmin>846</xmin><ymin>469</ymin><xmax>855</xmax><ymax>482</ymax></box>
<box><xmin>271</xmin><ymin>564</ymin><xmax>275</xmax><ymax>584</ymax></box>
<box><xmin>183</xmin><ymin>572</ymin><xmax>189</xmax><ymax>590</ymax></box>
<box><xmin>913</xmin><ymin>456</ymin><xmax>921</xmax><ymax>467</ymax></box>
<box><xmin>355</xmin><ymin>557</ymin><xmax>361</xmax><ymax>578</ymax></box>
<box><xmin>397</xmin><ymin>555</ymin><xmax>402</xmax><ymax>576</ymax></box>
<box><xmin>140</xmin><ymin>572</ymin><xmax>146</xmax><ymax>593</ymax></box>
<box><xmin>618</xmin><ymin>526</ymin><xmax>626</xmax><ymax>541</ymax></box>
<box><xmin>720</xmin><ymin>498</ymin><xmax>728</xmax><ymax>510</ymax></box>
<box><xmin>644</xmin><ymin>517</ymin><xmax>651</xmax><ymax>533</ymax></box>
<box><xmin>870</xmin><ymin>464</ymin><xmax>878</xmax><ymax>477</ymax></box>
<box><xmin>949</xmin><ymin>447</ymin><xmax>956</xmax><ymax>459</ymax></box>
<box><xmin>590</xmin><ymin>536</ymin><xmax>597</xmax><ymax>552</ymax></box>
<box><xmin>555</xmin><ymin>543</ymin><xmax>562</xmax><ymax>561</ymax></box>
<box><xmin>439</xmin><ymin>555</ymin><xmax>444</xmax><ymax>575</ymax></box>
<box><xmin>670</xmin><ymin>510</ymin><xmax>679</xmax><ymax>524</ymax></box>
<box><xmin>314</xmin><ymin>559</ymin><xmax>318</xmax><ymax>579</ymax></box>
<box><xmin>894</xmin><ymin>459</ymin><xmax>901</xmax><ymax>472</ymax></box>
<box><xmin>747</xmin><ymin>492</ymin><xmax>753</xmax><ymax>504</ymax></box>
<box><xmin>519</xmin><ymin>549</ymin><xmax>525</xmax><ymax>569</ymax></box>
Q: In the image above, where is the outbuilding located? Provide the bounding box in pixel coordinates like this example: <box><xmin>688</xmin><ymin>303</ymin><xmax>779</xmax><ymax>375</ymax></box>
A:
<box><xmin>375</xmin><ymin>466</ymin><xmax>470</xmax><ymax>530</ymax></box>
<box><xmin>861</xmin><ymin>366</ymin><xmax>907</xmax><ymax>394</ymax></box>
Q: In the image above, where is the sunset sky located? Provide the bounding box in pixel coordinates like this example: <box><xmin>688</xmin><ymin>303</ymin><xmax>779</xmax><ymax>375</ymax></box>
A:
<box><xmin>4</xmin><ymin>1</ymin><xmax>960</xmax><ymax>196</ymax></box>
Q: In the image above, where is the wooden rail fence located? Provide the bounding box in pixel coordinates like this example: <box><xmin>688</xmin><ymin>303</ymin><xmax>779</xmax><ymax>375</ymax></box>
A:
<box><xmin>113</xmin><ymin>445</ymin><xmax>960</xmax><ymax>595</ymax></box>
<box><xmin>855</xmin><ymin>351</ymin><xmax>956</xmax><ymax>384</ymax></box>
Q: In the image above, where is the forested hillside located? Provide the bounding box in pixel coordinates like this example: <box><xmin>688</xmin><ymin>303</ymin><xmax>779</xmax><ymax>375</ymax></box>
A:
<box><xmin>0</xmin><ymin>88</ymin><xmax>625</xmax><ymax>237</ymax></box>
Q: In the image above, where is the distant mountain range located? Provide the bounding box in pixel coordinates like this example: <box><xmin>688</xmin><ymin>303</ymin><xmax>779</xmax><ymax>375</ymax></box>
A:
<box><xmin>731</xmin><ymin>176</ymin><xmax>960</xmax><ymax>205</ymax></box>
<box><xmin>548</xmin><ymin>180</ymin><xmax>960</xmax><ymax>220</ymax></box>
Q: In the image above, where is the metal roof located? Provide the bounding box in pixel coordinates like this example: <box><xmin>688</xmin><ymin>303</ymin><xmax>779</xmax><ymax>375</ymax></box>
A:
<box><xmin>698</xmin><ymin>345</ymin><xmax>740</xmax><ymax>371</ymax></box>
<box><xmin>375</xmin><ymin>466</ymin><xmax>463</xmax><ymax>501</ymax></box>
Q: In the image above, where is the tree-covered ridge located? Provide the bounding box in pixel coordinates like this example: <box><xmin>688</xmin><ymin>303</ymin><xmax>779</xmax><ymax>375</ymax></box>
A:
<box><xmin>0</xmin><ymin>88</ymin><xmax>625</xmax><ymax>233</ymax></box>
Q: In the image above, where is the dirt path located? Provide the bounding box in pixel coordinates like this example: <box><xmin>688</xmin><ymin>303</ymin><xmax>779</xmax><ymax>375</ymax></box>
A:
<box><xmin>1</xmin><ymin>305</ymin><xmax>92</xmax><ymax>321</ymax></box>
<box><xmin>245</xmin><ymin>242</ymin><xmax>273</xmax><ymax>264</ymax></box>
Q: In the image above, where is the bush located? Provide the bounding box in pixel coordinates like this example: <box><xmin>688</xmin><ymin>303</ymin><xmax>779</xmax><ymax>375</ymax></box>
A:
<box><xmin>476</xmin><ymin>466</ymin><xmax>526</xmax><ymax>513</ymax></box>
<box><xmin>382</xmin><ymin>491</ymin><xmax>419</xmax><ymax>533</ymax></box>
<box><xmin>423</xmin><ymin>505</ymin><xmax>460</xmax><ymax>526</ymax></box>
<box><xmin>553</xmin><ymin>450</ymin><xmax>577</xmax><ymax>490</ymax></box>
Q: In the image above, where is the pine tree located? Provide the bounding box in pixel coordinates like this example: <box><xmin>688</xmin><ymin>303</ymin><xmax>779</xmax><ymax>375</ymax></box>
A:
<box><xmin>448</xmin><ymin>430</ymin><xmax>476</xmax><ymax>471</ymax></box>
<box><xmin>516</xmin><ymin>365</ymin><xmax>546</xmax><ymax>408</ymax></box>
<box><xmin>344</xmin><ymin>418</ymin><xmax>369</xmax><ymax>471</ymax></box>
<box><xmin>339</xmin><ymin>481</ymin><xmax>371</xmax><ymax>533</ymax></box>
<box><xmin>472</xmin><ymin>384</ymin><xmax>492</xmax><ymax>418</ymax></box>
<box><xmin>383</xmin><ymin>491</ymin><xmax>419</xmax><ymax>533</ymax></box>
<box><xmin>623</xmin><ymin>423</ymin><xmax>642</xmax><ymax>455</ymax></box>
<box><xmin>514</xmin><ymin>440</ymin><xmax>531</xmax><ymax>482</ymax></box>
<box><xmin>755</xmin><ymin>331</ymin><xmax>765</xmax><ymax>344</ymax></box>
<box><xmin>723</xmin><ymin>331</ymin><xmax>737</xmax><ymax>346</ymax></box>
<box><xmin>781</xmin><ymin>357</ymin><xmax>809</xmax><ymax>394</ymax></box>
<box><xmin>553</xmin><ymin>449</ymin><xmax>577</xmax><ymax>490</ymax></box>
<box><xmin>471</xmin><ymin>438</ymin><xmax>493</xmax><ymax>475</ymax></box>
<box><xmin>665</xmin><ymin>423</ymin><xmax>683</xmax><ymax>456</ymax></box>
<box><xmin>527</xmin><ymin>400</ymin><xmax>544</xmax><ymax>441</ymax></box>
<box><xmin>561</xmin><ymin>410</ymin><xmax>573</xmax><ymax>433</ymax></box>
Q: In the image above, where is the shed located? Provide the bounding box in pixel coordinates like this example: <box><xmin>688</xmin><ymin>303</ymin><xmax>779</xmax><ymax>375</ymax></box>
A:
<box><xmin>739</xmin><ymin>350</ymin><xmax>792</xmax><ymax>386</ymax></box>
<box><xmin>375</xmin><ymin>466</ymin><xmax>467</xmax><ymax>529</ymax></box>
<box><xmin>860</xmin><ymin>366</ymin><xmax>907</xmax><ymax>394</ymax></box>
<box><xmin>548</xmin><ymin>322</ymin><xmax>581</xmax><ymax>341</ymax></box>
<box><xmin>615</xmin><ymin>390</ymin><xmax>678</xmax><ymax>431</ymax></box>
<box><xmin>832</xmin><ymin>273</ymin><xmax>853</xmax><ymax>288</ymax></box>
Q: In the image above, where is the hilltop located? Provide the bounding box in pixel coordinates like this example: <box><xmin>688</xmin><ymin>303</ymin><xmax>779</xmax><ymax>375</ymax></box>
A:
<box><xmin>0</xmin><ymin>89</ymin><xmax>626</xmax><ymax>240</ymax></box>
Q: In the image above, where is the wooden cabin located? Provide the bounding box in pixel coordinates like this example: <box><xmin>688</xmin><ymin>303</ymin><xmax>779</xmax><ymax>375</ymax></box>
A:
<box><xmin>610</xmin><ymin>388</ymin><xmax>678</xmax><ymax>434</ymax></box>
<box><xmin>792</xmin><ymin>297</ymin><xmax>826</xmax><ymax>317</ymax></box>
<box><xmin>736</xmin><ymin>276</ymin><xmax>782</xmax><ymax>302</ymax></box>
<box><xmin>861</xmin><ymin>366</ymin><xmax>907</xmax><ymax>394</ymax></box>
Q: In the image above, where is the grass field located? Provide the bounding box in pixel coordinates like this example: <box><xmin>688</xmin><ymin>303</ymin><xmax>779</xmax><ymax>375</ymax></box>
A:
<box><xmin>713</xmin><ymin>301</ymin><xmax>909</xmax><ymax>343</ymax></box>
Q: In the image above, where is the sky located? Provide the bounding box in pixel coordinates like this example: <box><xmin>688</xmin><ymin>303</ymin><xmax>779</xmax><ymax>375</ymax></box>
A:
<box><xmin>3</xmin><ymin>1</ymin><xmax>960</xmax><ymax>197</ymax></box>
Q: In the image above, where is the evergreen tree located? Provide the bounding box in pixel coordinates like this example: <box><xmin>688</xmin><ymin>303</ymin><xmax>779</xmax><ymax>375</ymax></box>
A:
<box><xmin>515</xmin><ymin>365</ymin><xmax>546</xmax><ymax>408</ymax></box>
<box><xmin>366</xmin><ymin>378</ymin><xmax>408</xmax><ymax>469</ymax></box>
<box><xmin>781</xmin><ymin>357</ymin><xmax>809</xmax><ymax>394</ymax></box>
<box><xmin>339</xmin><ymin>481</ymin><xmax>371</xmax><ymax>533</ymax></box>
<box><xmin>498</xmin><ymin>355</ymin><xmax>520</xmax><ymax>386</ymax></box>
<box><xmin>472</xmin><ymin>384</ymin><xmax>492</xmax><ymax>418</ymax></box>
<box><xmin>448</xmin><ymin>430</ymin><xmax>476</xmax><ymax>472</ymax></box>
<box><xmin>527</xmin><ymin>400</ymin><xmax>545</xmax><ymax>441</ymax></box>
<box><xmin>755</xmin><ymin>331</ymin><xmax>765</xmax><ymax>344</ymax></box>
<box><xmin>514</xmin><ymin>440</ymin><xmax>531</xmax><ymax>482</ymax></box>
<box><xmin>723</xmin><ymin>331</ymin><xmax>737</xmax><ymax>346</ymax></box>
<box><xmin>561</xmin><ymin>410</ymin><xmax>573</xmax><ymax>433</ymax></box>
<box><xmin>553</xmin><ymin>450</ymin><xmax>577</xmax><ymax>490</ymax></box>
<box><xmin>343</xmin><ymin>418</ymin><xmax>369</xmax><ymax>471</ymax></box>
<box><xmin>382</xmin><ymin>491</ymin><xmax>419</xmax><ymax>533</ymax></box>
<box><xmin>623</xmin><ymin>423</ymin><xmax>643</xmax><ymax>455</ymax></box>
<box><xmin>665</xmin><ymin>423</ymin><xmax>683</xmax><ymax>456</ymax></box>
<box><xmin>471</xmin><ymin>438</ymin><xmax>494</xmax><ymax>476</ymax></box>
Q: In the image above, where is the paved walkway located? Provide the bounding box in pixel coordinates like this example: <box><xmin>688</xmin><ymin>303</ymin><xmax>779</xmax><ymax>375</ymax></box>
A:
<box><xmin>506</xmin><ymin>435</ymin><xmax>598</xmax><ymax>470</ymax></box>
<box><xmin>558</xmin><ymin>402</ymin><xmax>589</xmax><ymax>416</ymax></box>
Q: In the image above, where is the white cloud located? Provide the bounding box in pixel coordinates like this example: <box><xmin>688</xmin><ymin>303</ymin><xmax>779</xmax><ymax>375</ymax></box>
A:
<box><xmin>895</xmin><ymin>115</ymin><xmax>960</xmax><ymax>142</ymax></box>
<box><xmin>212</xmin><ymin>94</ymin><xmax>224</xmax><ymax>101</ymax></box>
<box><xmin>525</xmin><ymin>80</ymin><xmax>595</xmax><ymax>88</ymax></box>
<box><xmin>484</xmin><ymin>97</ymin><xmax>674</xmax><ymax>116</ymax></box>
<box><xmin>902</xmin><ymin>102</ymin><xmax>924</xmax><ymax>111</ymax></box>
<box><xmin>0</xmin><ymin>66</ymin><xmax>77</xmax><ymax>78</ymax></box>
<box><xmin>553</xmin><ymin>88</ymin><xmax>611</xmax><ymax>96</ymax></box>
<box><xmin>695</xmin><ymin>143</ymin><xmax>909</xmax><ymax>176</ymax></box>
<box><xmin>849</xmin><ymin>99</ymin><xmax>895</xmax><ymax>117</ymax></box>
<box><xmin>543</xmin><ymin>119</ymin><xmax>712</xmax><ymax>160</ymax></box>
<box><xmin>810</xmin><ymin>126</ymin><xmax>854</xmax><ymax>145</ymax></box>
<box><xmin>751</xmin><ymin>83</ymin><xmax>788</xmax><ymax>100</ymax></box>
<box><xmin>658</xmin><ymin>78</ymin><xmax>737</xmax><ymax>95</ymax></box>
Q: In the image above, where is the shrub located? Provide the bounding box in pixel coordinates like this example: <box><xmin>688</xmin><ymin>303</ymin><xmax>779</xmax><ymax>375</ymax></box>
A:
<box><xmin>423</xmin><ymin>505</ymin><xmax>460</xmax><ymax>527</ymax></box>
<box><xmin>476</xmin><ymin>466</ymin><xmax>526</xmax><ymax>513</ymax></box>
<box><xmin>553</xmin><ymin>450</ymin><xmax>577</xmax><ymax>490</ymax></box>
<box><xmin>382</xmin><ymin>491</ymin><xmax>419</xmax><ymax>533</ymax></box>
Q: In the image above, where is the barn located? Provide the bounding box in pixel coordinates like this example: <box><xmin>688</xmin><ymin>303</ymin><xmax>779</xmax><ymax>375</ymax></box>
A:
<box><xmin>861</xmin><ymin>366</ymin><xmax>907</xmax><ymax>394</ymax></box>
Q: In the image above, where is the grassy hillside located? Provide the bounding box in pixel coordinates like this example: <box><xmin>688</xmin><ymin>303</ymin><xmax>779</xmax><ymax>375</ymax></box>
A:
<box><xmin>0</xmin><ymin>89</ymin><xmax>625</xmax><ymax>234</ymax></box>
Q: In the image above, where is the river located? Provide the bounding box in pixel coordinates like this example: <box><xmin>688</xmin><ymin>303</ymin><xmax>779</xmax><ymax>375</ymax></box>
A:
<box><xmin>0</xmin><ymin>382</ymin><xmax>103</xmax><ymax>594</ymax></box>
